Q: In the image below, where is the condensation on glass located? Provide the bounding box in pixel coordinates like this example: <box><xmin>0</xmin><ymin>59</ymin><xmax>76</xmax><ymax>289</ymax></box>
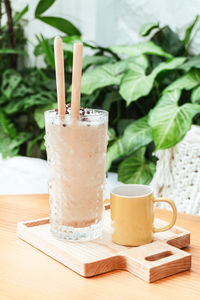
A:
<box><xmin>45</xmin><ymin>109</ymin><xmax>108</xmax><ymax>240</ymax></box>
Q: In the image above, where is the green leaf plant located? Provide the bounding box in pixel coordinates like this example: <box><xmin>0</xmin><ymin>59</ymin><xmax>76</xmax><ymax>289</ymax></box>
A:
<box><xmin>0</xmin><ymin>3</ymin><xmax>200</xmax><ymax>184</ymax></box>
<box><xmin>35</xmin><ymin>0</ymin><xmax>81</xmax><ymax>36</ymax></box>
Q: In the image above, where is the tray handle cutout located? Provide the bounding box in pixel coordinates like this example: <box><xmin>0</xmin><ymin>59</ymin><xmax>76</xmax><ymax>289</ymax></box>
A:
<box><xmin>145</xmin><ymin>250</ymin><xmax>173</xmax><ymax>261</ymax></box>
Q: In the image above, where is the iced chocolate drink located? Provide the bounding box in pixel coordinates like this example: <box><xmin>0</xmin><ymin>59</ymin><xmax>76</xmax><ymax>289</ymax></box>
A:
<box><xmin>45</xmin><ymin>106</ymin><xmax>108</xmax><ymax>240</ymax></box>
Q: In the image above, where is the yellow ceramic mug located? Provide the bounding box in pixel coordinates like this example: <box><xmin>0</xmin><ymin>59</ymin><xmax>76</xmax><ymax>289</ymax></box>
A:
<box><xmin>111</xmin><ymin>184</ymin><xmax>177</xmax><ymax>246</ymax></box>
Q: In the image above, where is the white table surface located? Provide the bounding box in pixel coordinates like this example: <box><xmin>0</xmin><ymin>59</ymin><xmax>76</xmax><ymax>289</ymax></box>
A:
<box><xmin>0</xmin><ymin>155</ymin><xmax>119</xmax><ymax>196</ymax></box>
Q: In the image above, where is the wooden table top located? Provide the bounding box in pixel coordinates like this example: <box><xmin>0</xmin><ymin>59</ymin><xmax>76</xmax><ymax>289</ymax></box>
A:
<box><xmin>0</xmin><ymin>194</ymin><xmax>200</xmax><ymax>300</ymax></box>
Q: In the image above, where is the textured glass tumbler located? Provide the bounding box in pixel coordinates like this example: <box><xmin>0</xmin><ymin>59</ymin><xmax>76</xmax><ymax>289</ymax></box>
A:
<box><xmin>45</xmin><ymin>109</ymin><xmax>108</xmax><ymax>241</ymax></box>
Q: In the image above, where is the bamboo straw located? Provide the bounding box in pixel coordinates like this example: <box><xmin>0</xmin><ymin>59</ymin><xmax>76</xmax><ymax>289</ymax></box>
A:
<box><xmin>71</xmin><ymin>43</ymin><xmax>83</xmax><ymax>119</ymax></box>
<box><xmin>54</xmin><ymin>36</ymin><xmax>66</xmax><ymax>116</ymax></box>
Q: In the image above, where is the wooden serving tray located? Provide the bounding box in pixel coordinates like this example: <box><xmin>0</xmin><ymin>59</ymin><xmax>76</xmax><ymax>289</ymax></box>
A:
<box><xmin>17</xmin><ymin>204</ymin><xmax>191</xmax><ymax>283</ymax></box>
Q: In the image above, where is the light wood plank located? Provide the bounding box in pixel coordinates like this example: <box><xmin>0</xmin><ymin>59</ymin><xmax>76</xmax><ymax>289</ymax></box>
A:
<box><xmin>17</xmin><ymin>210</ymin><xmax>191</xmax><ymax>282</ymax></box>
<box><xmin>0</xmin><ymin>194</ymin><xmax>200</xmax><ymax>300</ymax></box>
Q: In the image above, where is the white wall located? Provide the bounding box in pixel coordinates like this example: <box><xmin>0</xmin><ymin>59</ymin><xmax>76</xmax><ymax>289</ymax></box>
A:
<box><xmin>11</xmin><ymin>0</ymin><xmax>200</xmax><ymax>65</ymax></box>
<box><xmin>12</xmin><ymin>0</ymin><xmax>97</xmax><ymax>66</ymax></box>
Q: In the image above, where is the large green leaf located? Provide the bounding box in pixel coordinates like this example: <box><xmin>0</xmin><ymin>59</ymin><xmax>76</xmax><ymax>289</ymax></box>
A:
<box><xmin>109</xmin><ymin>41</ymin><xmax>172</xmax><ymax>58</ymax></box>
<box><xmin>118</xmin><ymin>148</ymin><xmax>155</xmax><ymax>184</ymax></box>
<box><xmin>106</xmin><ymin>117</ymin><xmax>153</xmax><ymax>171</ymax></box>
<box><xmin>12</xmin><ymin>83</ymin><xmax>34</xmax><ymax>98</ymax></box>
<box><xmin>0</xmin><ymin>125</ymin><xmax>32</xmax><ymax>158</ymax></box>
<box><xmin>0</xmin><ymin>126</ymin><xmax>18</xmax><ymax>158</ymax></box>
<box><xmin>122</xmin><ymin>116</ymin><xmax>153</xmax><ymax>155</ymax></box>
<box><xmin>81</xmin><ymin>57</ymin><xmax>148</xmax><ymax>95</ymax></box>
<box><xmin>0</xmin><ymin>110</ymin><xmax>16</xmax><ymax>137</ymax></box>
<box><xmin>119</xmin><ymin>69</ymin><xmax>154</xmax><ymax>104</ymax></box>
<box><xmin>81</xmin><ymin>90</ymin><xmax>100</xmax><ymax>107</ymax></box>
<box><xmin>82</xmin><ymin>55</ymin><xmax>115</xmax><ymax>70</ymax></box>
<box><xmin>108</xmin><ymin>128</ymin><xmax>116</xmax><ymax>143</ymax></box>
<box><xmin>179</xmin><ymin>55</ymin><xmax>200</xmax><ymax>72</ymax></box>
<box><xmin>36</xmin><ymin>35</ymin><xmax>54</xmax><ymax>68</ymax></box>
<box><xmin>117</xmin><ymin>119</ymin><xmax>133</xmax><ymax>135</ymax></box>
<box><xmin>1</xmin><ymin>70</ymin><xmax>22</xmax><ymax>99</ymax></box>
<box><xmin>40</xmin><ymin>139</ymin><xmax>45</xmax><ymax>151</ymax></box>
<box><xmin>24</xmin><ymin>92</ymin><xmax>56</xmax><ymax>110</ymax></box>
<box><xmin>191</xmin><ymin>86</ymin><xmax>200</xmax><ymax>103</ymax></box>
<box><xmin>151</xmin><ymin>26</ymin><xmax>185</xmax><ymax>56</ymax></box>
<box><xmin>34</xmin><ymin>102</ymin><xmax>57</xmax><ymax>129</ymax></box>
<box><xmin>0</xmin><ymin>48</ymin><xmax>27</xmax><ymax>55</ymax></box>
<box><xmin>120</xmin><ymin>57</ymin><xmax>186</xmax><ymax>104</ymax></box>
<box><xmin>149</xmin><ymin>90</ymin><xmax>200</xmax><ymax>149</ymax></box>
<box><xmin>9</xmin><ymin>132</ymin><xmax>33</xmax><ymax>149</ymax></box>
<box><xmin>102</xmin><ymin>91</ymin><xmax>122</xmax><ymax>111</ymax></box>
<box><xmin>4</xmin><ymin>91</ymin><xmax>56</xmax><ymax>115</ymax></box>
<box><xmin>151</xmin><ymin>57</ymin><xmax>186</xmax><ymax>76</ymax></box>
<box><xmin>0</xmin><ymin>95</ymin><xmax>8</xmax><ymax>105</ymax></box>
<box><xmin>139</xmin><ymin>22</ymin><xmax>160</xmax><ymax>37</ymax></box>
<box><xmin>81</xmin><ymin>63</ymin><xmax>121</xmax><ymax>94</ymax></box>
<box><xmin>184</xmin><ymin>15</ymin><xmax>199</xmax><ymax>47</ymax></box>
<box><xmin>106</xmin><ymin>139</ymin><xmax>125</xmax><ymax>171</ymax></box>
<box><xmin>26</xmin><ymin>133</ymin><xmax>44</xmax><ymax>156</ymax></box>
<box><xmin>37</xmin><ymin>16</ymin><xmax>81</xmax><ymax>36</ymax></box>
<box><xmin>81</xmin><ymin>61</ymin><xmax>126</xmax><ymax>94</ymax></box>
<box><xmin>14</xmin><ymin>4</ymin><xmax>29</xmax><ymax>24</ymax></box>
<box><xmin>35</xmin><ymin>0</ymin><xmax>55</xmax><ymax>17</ymax></box>
<box><xmin>164</xmin><ymin>69</ymin><xmax>200</xmax><ymax>92</ymax></box>
<box><xmin>4</xmin><ymin>100</ymin><xmax>25</xmax><ymax>115</ymax></box>
<box><xmin>128</xmin><ymin>55</ymin><xmax>149</xmax><ymax>70</ymax></box>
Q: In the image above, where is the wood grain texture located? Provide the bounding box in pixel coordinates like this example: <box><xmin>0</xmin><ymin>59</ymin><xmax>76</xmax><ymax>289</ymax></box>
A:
<box><xmin>71</xmin><ymin>43</ymin><xmax>83</xmax><ymax>118</ymax></box>
<box><xmin>54</xmin><ymin>36</ymin><xmax>65</xmax><ymax>116</ymax></box>
<box><xmin>17</xmin><ymin>210</ymin><xmax>191</xmax><ymax>282</ymax></box>
<box><xmin>0</xmin><ymin>194</ymin><xmax>200</xmax><ymax>300</ymax></box>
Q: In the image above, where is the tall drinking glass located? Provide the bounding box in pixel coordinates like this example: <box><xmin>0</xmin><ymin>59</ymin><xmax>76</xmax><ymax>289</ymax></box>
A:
<box><xmin>45</xmin><ymin>109</ymin><xmax>108</xmax><ymax>240</ymax></box>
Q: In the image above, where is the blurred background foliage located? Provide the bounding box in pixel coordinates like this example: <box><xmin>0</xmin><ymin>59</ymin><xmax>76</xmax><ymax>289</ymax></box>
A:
<box><xmin>0</xmin><ymin>0</ymin><xmax>200</xmax><ymax>184</ymax></box>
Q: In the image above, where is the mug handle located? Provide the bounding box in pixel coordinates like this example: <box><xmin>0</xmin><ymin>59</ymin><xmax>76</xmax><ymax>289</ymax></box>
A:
<box><xmin>153</xmin><ymin>197</ymin><xmax>177</xmax><ymax>233</ymax></box>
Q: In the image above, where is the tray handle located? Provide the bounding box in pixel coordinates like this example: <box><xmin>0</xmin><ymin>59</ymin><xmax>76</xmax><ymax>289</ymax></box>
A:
<box><xmin>120</xmin><ymin>241</ymin><xmax>191</xmax><ymax>282</ymax></box>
